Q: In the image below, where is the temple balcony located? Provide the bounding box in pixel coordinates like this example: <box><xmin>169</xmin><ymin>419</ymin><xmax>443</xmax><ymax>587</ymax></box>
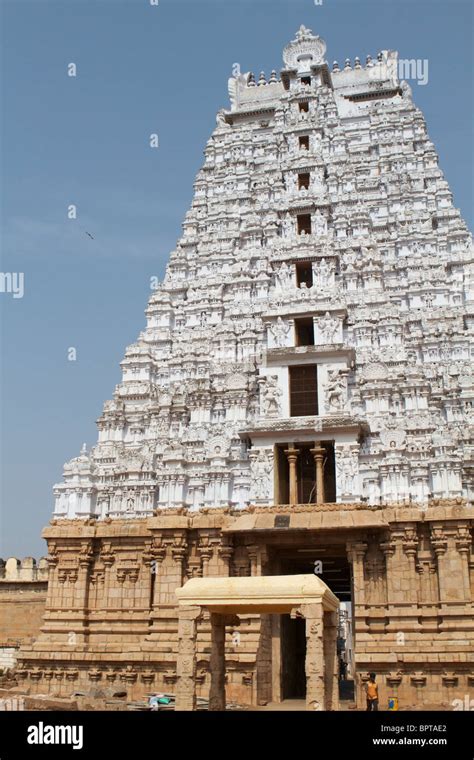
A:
<box><xmin>264</xmin><ymin>299</ymin><xmax>347</xmax><ymax>320</ymax></box>
<box><xmin>265</xmin><ymin>344</ymin><xmax>355</xmax><ymax>365</ymax></box>
<box><xmin>239</xmin><ymin>413</ymin><xmax>369</xmax><ymax>440</ymax></box>
<box><xmin>286</xmin><ymin>189</ymin><xmax>329</xmax><ymax>211</ymax></box>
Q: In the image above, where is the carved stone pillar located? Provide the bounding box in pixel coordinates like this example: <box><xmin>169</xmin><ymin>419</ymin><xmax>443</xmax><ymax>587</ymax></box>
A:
<box><xmin>171</xmin><ymin>537</ymin><xmax>188</xmax><ymax>592</ymax></box>
<box><xmin>431</xmin><ymin>523</ymin><xmax>471</xmax><ymax>605</ymax></box>
<box><xmin>296</xmin><ymin>603</ymin><xmax>325</xmax><ymax>711</ymax></box>
<box><xmin>218</xmin><ymin>537</ymin><xmax>234</xmax><ymax>577</ymax></box>
<box><xmin>198</xmin><ymin>536</ymin><xmax>213</xmax><ymax>577</ymax></box>
<box><xmin>44</xmin><ymin>543</ymin><xmax>59</xmax><ymax>609</ymax></box>
<box><xmin>144</xmin><ymin>536</ymin><xmax>166</xmax><ymax>609</ymax></box>
<box><xmin>310</xmin><ymin>445</ymin><xmax>326</xmax><ymax>504</ymax></box>
<box><xmin>381</xmin><ymin>526</ymin><xmax>421</xmax><ymax>634</ymax></box>
<box><xmin>100</xmin><ymin>543</ymin><xmax>115</xmax><ymax>610</ymax></box>
<box><xmin>74</xmin><ymin>542</ymin><xmax>93</xmax><ymax>642</ymax></box>
<box><xmin>402</xmin><ymin>526</ymin><xmax>420</xmax><ymax>602</ymax></box>
<box><xmin>323</xmin><ymin>610</ymin><xmax>339</xmax><ymax>711</ymax></box>
<box><xmin>246</xmin><ymin>544</ymin><xmax>268</xmax><ymax>576</ymax></box>
<box><xmin>246</xmin><ymin>545</ymin><xmax>258</xmax><ymax>576</ymax></box>
<box><xmin>285</xmin><ymin>447</ymin><xmax>299</xmax><ymax>505</ymax></box>
<box><xmin>380</xmin><ymin>530</ymin><xmax>404</xmax><ymax>604</ymax></box>
<box><xmin>346</xmin><ymin>541</ymin><xmax>367</xmax><ymax>607</ymax></box>
<box><xmin>346</xmin><ymin>540</ymin><xmax>369</xmax><ymax>635</ymax></box>
<box><xmin>365</xmin><ymin>540</ymin><xmax>387</xmax><ymax>607</ymax></box>
<box><xmin>77</xmin><ymin>542</ymin><xmax>94</xmax><ymax>606</ymax></box>
<box><xmin>430</xmin><ymin>525</ymin><xmax>448</xmax><ymax>602</ymax></box>
<box><xmin>175</xmin><ymin>605</ymin><xmax>201</xmax><ymax>711</ymax></box>
<box><xmin>209</xmin><ymin>614</ymin><xmax>226</xmax><ymax>711</ymax></box>
<box><xmin>146</xmin><ymin>533</ymin><xmax>186</xmax><ymax>642</ymax></box>
<box><xmin>416</xmin><ymin>555</ymin><xmax>438</xmax><ymax>606</ymax></box>
<box><xmin>455</xmin><ymin>525</ymin><xmax>472</xmax><ymax>603</ymax></box>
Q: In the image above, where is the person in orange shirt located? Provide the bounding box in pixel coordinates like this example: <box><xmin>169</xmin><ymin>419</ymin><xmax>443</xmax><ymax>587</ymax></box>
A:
<box><xmin>365</xmin><ymin>672</ymin><xmax>379</xmax><ymax>711</ymax></box>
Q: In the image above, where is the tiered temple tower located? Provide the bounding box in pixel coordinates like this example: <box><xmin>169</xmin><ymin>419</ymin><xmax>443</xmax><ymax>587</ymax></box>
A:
<box><xmin>18</xmin><ymin>27</ymin><xmax>474</xmax><ymax>709</ymax></box>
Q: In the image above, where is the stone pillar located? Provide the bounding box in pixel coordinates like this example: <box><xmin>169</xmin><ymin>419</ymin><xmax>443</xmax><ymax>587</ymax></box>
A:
<box><xmin>36</xmin><ymin>545</ymin><xmax>60</xmax><ymax>640</ymax></box>
<box><xmin>143</xmin><ymin>537</ymin><xmax>169</xmax><ymax>643</ymax></box>
<box><xmin>346</xmin><ymin>540</ymin><xmax>369</xmax><ymax>637</ymax></box>
<box><xmin>175</xmin><ymin>605</ymin><xmax>201</xmax><ymax>711</ymax></box>
<box><xmin>247</xmin><ymin>544</ymin><xmax>268</xmax><ymax>576</ymax></box>
<box><xmin>381</xmin><ymin>527</ymin><xmax>419</xmax><ymax>607</ymax></box>
<box><xmin>323</xmin><ymin>610</ymin><xmax>339</xmax><ymax>711</ymax></box>
<box><xmin>77</xmin><ymin>543</ymin><xmax>93</xmax><ymax>607</ymax></box>
<box><xmin>346</xmin><ymin>541</ymin><xmax>367</xmax><ymax>607</ymax></box>
<box><xmin>73</xmin><ymin>542</ymin><xmax>93</xmax><ymax>643</ymax></box>
<box><xmin>256</xmin><ymin>613</ymin><xmax>273</xmax><ymax>706</ymax></box>
<box><xmin>416</xmin><ymin>556</ymin><xmax>438</xmax><ymax>606</ymax></box>
<box><xmin>217</xmin><ymin>538</ymin><xmax>233</xmax><ymax>576</ymax></box>
<box><xmin>455</xmin><ymin>525</ymin><xmax>472</xmax><ymax>603</ymax></box>
<box><xmin>100</xmin><ymin>544</ymin><xmax>115</xmax><ymax>610</ymax></box>
<box><xmin>170</xmin><ymin>537</ymin><xmax>188</xmax><ymax>592</ymax></box>
<box><xmin>402</xmin><ymin>526</ymin><xmax>420</xmax><ymax>601</ymax></box>
<box><xmin>247</xmin><ymin>545</ymin><xmax>259</xmax><ymax>576</ymax></box>
<box><xmin>148</xmin><ymin>541</ymin><xmax>166</xmax><ymax>609</ymax></box>
<box><xmin>246</xmin><ymin>545</ymin><xmax>272</xmax><ymax>703</ymax></box>
<box><xmin>294</xmin><ymin>603</ymin><xmax>325</xmax><ymax>711</ymax></box>
<box><xmin>432</xmin><ymin>522</ymin><xmax>471</xmax><ymax>605</ymax></box>
<box><xmin>311</xmin><ymin>446</ymin><xmax>326</xmax><ymax>504</ymax></box>
<box><xmin>285</xmin><ymin>447</ymin><xmax>299</xmax><ymax>505</ymax></box>
<box><xmin>209</xmin><ymin>614</ymin><xmax>226</xmax><ymax>711</ymax></box>
<box><xmin>198</xmin><ymin>537</ymin><xmax>213</xmax><ymax>577</ymax></box>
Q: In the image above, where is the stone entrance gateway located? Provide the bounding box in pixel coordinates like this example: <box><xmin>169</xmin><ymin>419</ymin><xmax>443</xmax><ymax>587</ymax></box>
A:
<box><xmin>175</xmin><ymin>574</ymin><xmax>339</xmax><ymax>711</ymax></box>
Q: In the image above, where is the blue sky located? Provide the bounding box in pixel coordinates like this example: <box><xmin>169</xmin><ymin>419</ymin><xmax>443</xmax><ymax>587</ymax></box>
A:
<box><xmin>1</xmin><ymin>0</ymin><xmax>473</xmax><ymax>557</ymax></box>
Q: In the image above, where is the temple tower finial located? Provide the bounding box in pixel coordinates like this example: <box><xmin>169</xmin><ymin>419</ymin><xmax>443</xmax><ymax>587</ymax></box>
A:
<box><xmin>283</xmin><ymin>24</ymin><xmax>327</xmax><ymax>70</ymax></box>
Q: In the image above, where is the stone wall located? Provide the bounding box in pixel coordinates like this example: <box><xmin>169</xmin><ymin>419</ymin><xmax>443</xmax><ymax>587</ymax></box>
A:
<box><xmin>14</xmin><ymin>505</ymin><xmax>474</xmax><ymax>709</ymax></box>
<box><xmin>0</xmin><ymin>558</ymin><xmax>49</xmax><ymax>670</ymax></box>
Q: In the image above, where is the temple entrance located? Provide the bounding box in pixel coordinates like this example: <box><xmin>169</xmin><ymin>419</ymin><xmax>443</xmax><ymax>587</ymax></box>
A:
<box><xmin>278</xmin><ymin>546</ymin><xmax>351</xmax><ymax>602</ymax></box>
<box><xmin>281</xmin><ymin>614</ymin><xmax>306</xmax><ymax>699</ymax></box>
<box><xmin>270</xmin><ymin>543</ymin><xmax>354</xmax><ymax>704</ymax></box>
<box><xmin>175</xmin><ymin>574</ymin><xmax>340</xmax><ymax>711</ymax></box>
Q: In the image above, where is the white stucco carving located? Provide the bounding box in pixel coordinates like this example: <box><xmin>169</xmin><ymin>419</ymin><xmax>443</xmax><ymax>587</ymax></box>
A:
<box><xmin>52</xmin><ymin>27</ymin><xmax>473</xmax><ymax>516</ymax></box>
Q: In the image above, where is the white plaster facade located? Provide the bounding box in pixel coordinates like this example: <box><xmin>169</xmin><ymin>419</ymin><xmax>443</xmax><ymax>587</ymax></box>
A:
<box><xmin>53</xmin><ymin>26</ymin><xmax>473</xmax><ymax>518</ymax></box>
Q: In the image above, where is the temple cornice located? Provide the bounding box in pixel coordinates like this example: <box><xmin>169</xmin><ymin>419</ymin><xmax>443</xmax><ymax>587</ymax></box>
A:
<box><xmin>239</xmin><ymin>413</ymin><xmax>368</xmax><ymax>438</ymax></box>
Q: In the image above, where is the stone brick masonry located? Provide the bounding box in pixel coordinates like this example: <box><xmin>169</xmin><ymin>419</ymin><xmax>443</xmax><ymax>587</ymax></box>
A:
<box><xmin>14</xmin><ymin>500</ymin><xmax>474</xmax><ymax>708</ymax></box>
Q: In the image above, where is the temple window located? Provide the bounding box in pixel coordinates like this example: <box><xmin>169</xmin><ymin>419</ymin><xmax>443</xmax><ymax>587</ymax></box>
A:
<box><xmin>289</xmin><ymin>364</ymin><xmax>318</xmax><ymax>416</ymax></box>
<box><xmin>295</xmin><ymin>260</ymin><xmax>313</xmax><ymax>287</ymax></box>
<box><xmin>298</xmin><ymin>172</ymin><xmax>310</xmax><ymax>190</ymax></box>
<box><xmin>299</xmin><ymin>135</ymin><xmax>309</xmax><ymax>150</ymax></box>
<box><xmin>297</xmin><ymin>214</ymin><xmax>312</xmax><ymax>235</ymax></box>
<box><xmin>299</xmin><ymin>101</ymin><xmax>309</xmax><ymax>113</ymax></box>
<box><xmin>295</xmin><ymin>317</ymin><xmax>315</xmax><ymax>346</ymax></box>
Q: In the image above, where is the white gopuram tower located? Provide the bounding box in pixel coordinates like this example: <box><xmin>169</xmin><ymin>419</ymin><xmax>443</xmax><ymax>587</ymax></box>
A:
<box><xmin>53</xmin><ymin>26</ymin><xmax>473</xmax><ymax>519</ymax></box>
